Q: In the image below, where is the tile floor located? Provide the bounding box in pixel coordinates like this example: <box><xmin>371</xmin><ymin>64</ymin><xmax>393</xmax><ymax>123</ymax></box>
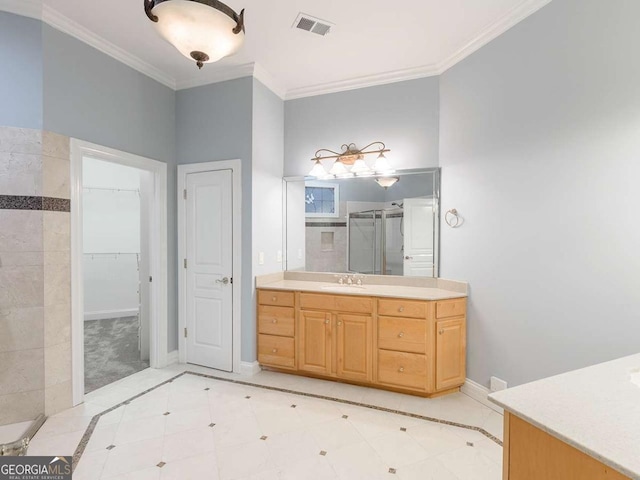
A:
<box><xmin>26</xmin><ymin>365</ymin><xmax>503</xmax><ymax>479</ymax></box>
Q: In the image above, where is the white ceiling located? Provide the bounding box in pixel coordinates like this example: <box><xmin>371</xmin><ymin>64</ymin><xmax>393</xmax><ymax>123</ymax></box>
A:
<box><xmin>6</xmin><ymin>0</ymin><xmax>551</xmax><ymax>98</ymax></box>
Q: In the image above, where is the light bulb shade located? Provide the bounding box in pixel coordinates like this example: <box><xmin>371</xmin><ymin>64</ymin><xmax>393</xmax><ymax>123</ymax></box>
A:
<box><xmin>147</xmin><ymin>0</ymin><xmax>245</xmax><ymax>67</ymax></box>
<box><xmin>350</xmin><ymin>158</ymin><xmax>372</xmax><ymax>175</ymax></box>
<box><xmin>373</xmin><ymin>152</ymin><xmax>394</xmax><ymax>174</ymax></box>
<box><xmin>329</xmin><ymin>160</ymin><xmax>348</xmax><ymax>176</ymax></box>
<box><xmin>375</xmin><ymin>177</ymin><xmax>399</xmax><ymax>189</ymax></box>
<box><xmin>309</xmin><ymin>160</ymin><xmax>327</xmax><ymax>178</ymax></box>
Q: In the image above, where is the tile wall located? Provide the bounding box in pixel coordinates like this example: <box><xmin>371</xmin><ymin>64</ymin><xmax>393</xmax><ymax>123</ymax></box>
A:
<box><xmin>0</xmin><ymin>126</ymin><xmax>72</xmax><ymax>426</ymax></box>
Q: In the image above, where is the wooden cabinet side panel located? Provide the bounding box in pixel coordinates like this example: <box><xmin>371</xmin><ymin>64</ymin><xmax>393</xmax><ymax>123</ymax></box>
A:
<box><xmin>508</xmin><ymin>414</ymin><xmax>630</xmax><ymax>480</ymax></box>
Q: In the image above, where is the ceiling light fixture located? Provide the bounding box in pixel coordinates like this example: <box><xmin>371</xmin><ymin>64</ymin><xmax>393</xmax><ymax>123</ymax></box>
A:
<box><xmin>144</xmin><ymin>0</ymin><xmax>246</xmax><ymax>69</ymax></box>
<box><xmin>308</xmin><ymin>142</ymin><xmax>393</xmax><ymax>178</ymax></box>
<box><xmin>375</xmin><ymin>177</ymin><xmax>400</xmax><ymax>189</ymax></box>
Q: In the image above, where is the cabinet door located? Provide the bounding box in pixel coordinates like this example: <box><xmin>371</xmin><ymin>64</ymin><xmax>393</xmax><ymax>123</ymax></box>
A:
<box><xmin>336</xmin><ymin>314</ymin><xmax>372</xmax><ymax>382</ymax></box>
<box><xmin>299</xmin><ymin>310</ymin><xmax>331</xmax><ymax>375</ymax></box>
<box><xmin>435</xmin><ymin>317</ymin><xmax>466</xmax><ymax>390</ymax></box>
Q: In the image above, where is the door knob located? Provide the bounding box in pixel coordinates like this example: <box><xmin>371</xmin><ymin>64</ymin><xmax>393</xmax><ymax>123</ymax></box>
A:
<box><xmin>216</xmin><ymin>277</ymin><xmax>230</xmax><ymax>285</ymax></box>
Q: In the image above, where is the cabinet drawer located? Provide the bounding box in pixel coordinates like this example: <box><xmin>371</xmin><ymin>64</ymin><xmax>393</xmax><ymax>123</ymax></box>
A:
<box><xmin>258</xmin><ymin>290</ymin><xmax>295</xmax><ymax>307</ymax></box>
<box><xmin>378</xmin><ymin>316</ymin><xmax>427</xmax><ymax>354</ymax></box>
<box><xmin>378</xmin><ymin>298</ymin><xmax>427</xmax><ymax>319</ymax></box>
<box><xmin>258</xmin><ymin>305</ymin><xmax>295</xmax><ymax>337</ymax></box>
<box><xmin>300</xmin><ymin>293</ymin><xmax>373</xmax><ymax>314</ymax></box>
<box><xmin>377</xmin><ymin>350</ymin><xmax>427</xmax><ymax>391</ymax></box>
<box><xmin>258</xmin><ymin>334</ymin><xmax>295</xmax><ymax>369</ymax></box>
<box><xmin>436</xmin><ymin>298</ymin><xmax>466</xmax><ymax>319</ymax></box>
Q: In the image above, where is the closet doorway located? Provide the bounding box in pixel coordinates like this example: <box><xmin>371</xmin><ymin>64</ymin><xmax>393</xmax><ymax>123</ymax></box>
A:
<box><xmin>70</xmin><ymin>140</ymin><xmax>168</xmax><ymax>405</ymax></box>
<box><xmin>82</xmin><ymin>159</ymin><xmax>150</xmax><ymax>392</ymax></box>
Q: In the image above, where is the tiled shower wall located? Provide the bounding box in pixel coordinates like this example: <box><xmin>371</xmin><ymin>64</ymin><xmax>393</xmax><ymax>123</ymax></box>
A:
<box><xmin>0</xmin><ymin>126</ymin><xmax>72</xmax><ymax>426</ymax></box>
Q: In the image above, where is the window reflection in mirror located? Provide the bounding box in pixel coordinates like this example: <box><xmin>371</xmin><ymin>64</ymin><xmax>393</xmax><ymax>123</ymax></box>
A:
<box><xmin>284</xmin><ymin>169</ymin><xmax>440</xmax><ymax>277</ymax></box>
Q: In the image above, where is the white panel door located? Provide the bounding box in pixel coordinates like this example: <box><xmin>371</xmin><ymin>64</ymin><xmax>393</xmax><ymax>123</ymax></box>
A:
<box><xmin>403</xmin><ymin>198</ymin><xmax>435</xmax><ymax>277</ymax></box>
<box><xmin>185</xmin><ymin>170</ymin><xmax>233</xmax><ymax>371</ymax></box>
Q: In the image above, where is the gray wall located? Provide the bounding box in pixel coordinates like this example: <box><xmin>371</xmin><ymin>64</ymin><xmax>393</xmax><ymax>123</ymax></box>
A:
<box><xmin>176</xmin><ymin>77</ymin><xmax>255</xmax><ymax>361</ymax></box>
<box><xmin>284</xmin><ymin>77</ymin><xmax>440</xmax><ymax>176</ymax></box>
<box><xmin>439</xmin><ymin>0</ymin><xmax>640</xmax><ymax>387</ymax></box>
<box><xmin>0</xmin><ymin>12</ymin><xmax>42</xmax><ymax>129</ymax></box>
<box><xmin>41</xmin><ymin>25</ymin><xmax>179</xmax><ymax>351</ymax></box>
<box><xmin>251</xmin><ymin>78</ymin><xmax>285</xmax><ymax>359</ymax></box>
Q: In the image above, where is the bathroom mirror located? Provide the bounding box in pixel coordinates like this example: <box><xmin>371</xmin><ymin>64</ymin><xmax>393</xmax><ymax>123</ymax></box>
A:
<box><xmin>284</xmin><ymin>168</ymin><xmax>440</xmax><ymax>277</ymax></box>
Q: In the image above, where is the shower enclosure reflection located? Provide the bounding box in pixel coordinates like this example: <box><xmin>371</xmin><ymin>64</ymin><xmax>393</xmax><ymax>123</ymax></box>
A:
<box><xmin>284</xmin><ymin>169</ymin><xmax>440</xmax><ymax>277</ymax></box>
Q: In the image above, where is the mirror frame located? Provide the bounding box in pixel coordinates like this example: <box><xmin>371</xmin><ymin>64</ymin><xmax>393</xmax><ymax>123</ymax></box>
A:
<box><xmin>283</xmin><ymin>167</ymin><xmax>441</xmax><ymax>278</ymax></box>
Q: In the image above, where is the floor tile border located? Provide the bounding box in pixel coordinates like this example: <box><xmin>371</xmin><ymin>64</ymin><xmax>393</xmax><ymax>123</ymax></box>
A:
<box><xmin>71</xmin><ymin>371</ymin><xmax>502</xmax><ymax>471</ymax></box>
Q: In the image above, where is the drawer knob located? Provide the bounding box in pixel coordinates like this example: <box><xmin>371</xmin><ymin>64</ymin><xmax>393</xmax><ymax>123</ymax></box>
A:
<box><xmin>398</xmin><ymin>332</ymin><xmax>404</xmax><ymax>338</ymax></box>
<box><xmin>439</xmin><ymin>329</ymin><xmax>445</xmax><ymax>335</ymax></box>
<box><xmin>272</xmin><ymin>319</ymin><xmax>277</xmax><ymax>323</ymax></box>
<box><xmin>272</xmin><ymin>348</ymin><xmax>278</xmax><ymax>353</ymax></box>
<box><xmin>398</xmin><ymin>367</ymin><xmax>405</xmax><ymax>373</ymax></box>
<box><xmin>398</xmin><ymin>306</ymin><xmax>405</xmax><ymax>312</ymax></box>
<box><xmin>272</xmin><ymin>296</ymin><xmax>277</xmax><ymax>302</ymax></box>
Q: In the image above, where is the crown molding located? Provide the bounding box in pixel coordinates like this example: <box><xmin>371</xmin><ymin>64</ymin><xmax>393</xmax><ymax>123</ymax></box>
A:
<box><xmin>41</xmin><ymin>5</ymin><xmax>176</xmax><ymax>89</ymax></box>
<box><xmin>3</xmin><ymin>0</ymin><xmax>552</xmax><ymax>100</ymax></box>
<box><xmin>175</xmin><ymin>63</ymin><xmax>255</xmax><ymax>91</ymax></box>
<box><xmin>285</xmin><ymin>64</ymin><xmax>441</xmax><ymax>100</ymax></box>
<box><xmin>253</xmin><ymin>63</ymin><xmax>287</xmax><ymax>100</ymax></box>
<box><xmin>0</xmin><ymin>0</ymin><xmax>41</xmax><ymax>19</ymax></box>
<box><xmin>437</xmin><ymin>0</ymin><xmax>552</xmax><ymax>74</ymax></box>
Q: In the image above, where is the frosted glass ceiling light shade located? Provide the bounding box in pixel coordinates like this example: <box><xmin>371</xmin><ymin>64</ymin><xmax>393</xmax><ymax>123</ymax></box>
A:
<box><xmin>374</xmin><ymin>152</ymin><xmax>394</xmax><ymax>174</ymax></box>
<box><xmin>145</xmin><ymin>0</ymin><xmax>245</xmax><ymax>69</ymax></box>
<box><xmin>329</xmin><ymin>160</ymin><xmax>348</xmax><ymax>176</ymax></box>
<box><xmin>309</xmin><ymin>160</ymin><xmax>327</xmax><ymax>178</ymax></box>
<box><xmin>375</xmin><ymin>177</ymin><xmax>399</xmax><ymax>189</ymax></box>
<box><xmin>350</xmin><ymin>158</ymin><xmax>372</xmax><ymax>175</ymax></box>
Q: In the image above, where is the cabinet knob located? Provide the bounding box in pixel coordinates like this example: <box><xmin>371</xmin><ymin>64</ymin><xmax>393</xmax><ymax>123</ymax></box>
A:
<box><xmin>325</xmin><ymin>319</ymin><xmax>330</xmax><ymax>324</ymax></box>
<box><xmin>398</xmin><ymin>367</ymin><xmax>405</xmax><ymax>373</ymax></box>
<box><xmin>272</xmin><ymin>348</ymin><xmax>277</xmax><ymax>353</ymax></box>
<box><xmin>398</xmin><ymin>332</ymin><xmax>404</xmax><ymax>338</ymax></box>
<box><xmin>398</xmin><ymin>306</ymin><xmax>405</xmax><ymax>312</ymax></box>
<box><xmin>439</xmin><ymin>329</ymin><xmax>445</xmax><ymax>335</ymax></box>
<box><xmin>272</xmin><ymin>296</ymin><xmax>277</xmax><ymax>302</ymax></box>
<box><xmin>338</xmin><ymin>321</ymin><xmax>342</xmax><ymax>326</ymax></box>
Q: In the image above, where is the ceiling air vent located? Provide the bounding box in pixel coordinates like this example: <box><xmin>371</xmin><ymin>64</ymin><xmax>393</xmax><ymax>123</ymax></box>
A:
<box><xmin>292</xmin><ymin>13</ymin><xmax>334</xmax><ymax>36</ymax></box>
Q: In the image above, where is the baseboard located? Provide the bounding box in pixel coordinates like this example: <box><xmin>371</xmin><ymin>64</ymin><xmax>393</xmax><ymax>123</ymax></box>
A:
<box><xmin>84</xmin><ymin>309</ymin><xmax>139</xmax><ymax>321</ymax></box>
<box><xmin>240</xmin><ymin>361</ymin><xmax>261</xmax><ymax>376</ymax></box>
<box><xmin>166</xmin><ymin>350</ymin><xmax>179</xmax><ymax>366</ymax></box>
<box><xmin>461</xmin><ymin>378</ymin><xmax>504</xmax><ymax>414</ymax></box>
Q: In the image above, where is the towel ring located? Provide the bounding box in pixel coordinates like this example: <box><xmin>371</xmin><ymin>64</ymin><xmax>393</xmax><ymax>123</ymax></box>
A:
<box><xmin>445</xmin><ymin>209</ymin><xmax>462</xmax><ymax>228</ymax></box>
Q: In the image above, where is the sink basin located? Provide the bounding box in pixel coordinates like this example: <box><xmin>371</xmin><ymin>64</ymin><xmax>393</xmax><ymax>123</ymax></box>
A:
<box><xmin>320</xmin><ymin>285</ymin><xmax>366</xmax><ymax>292</ymax></box>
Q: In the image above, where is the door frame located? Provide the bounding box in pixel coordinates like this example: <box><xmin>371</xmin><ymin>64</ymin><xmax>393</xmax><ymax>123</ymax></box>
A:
<box><xmin>177</xmin><ymin>160</ymin><xmax>242</xmax><ymax>373</ymax></box>
<box><xmin>70</xmin><ymin>139</ymin><xmax>168</xmax><ymax>406</ymax></box>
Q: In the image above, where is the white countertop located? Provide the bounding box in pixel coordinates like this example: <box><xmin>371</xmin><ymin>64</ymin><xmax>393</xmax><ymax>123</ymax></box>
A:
<box><xmin>257</xmin><ymin>279</ymin><xmax>467</xmax><ymax>301</ymax></box>
<box><xmin>489</xmin><ymin>353</ymin><xmax>640</xmax><ymax>479</ymax></box>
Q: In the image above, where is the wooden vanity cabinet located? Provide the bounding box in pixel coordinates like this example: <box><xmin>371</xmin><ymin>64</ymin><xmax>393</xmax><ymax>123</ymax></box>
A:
<box><xmin>298</xmin><ymin>293</ymin><xmax>374</xmax><ymax>382</ymax></box>
<box><xmin>256</xmin><ymin>289</ymin><xmax>466</xmax><ymax>397</ymax></box>
<box><xmin>257</xmin><ymin>290</ymin><xmax>296</xmax><ymax>370</ymax></box>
